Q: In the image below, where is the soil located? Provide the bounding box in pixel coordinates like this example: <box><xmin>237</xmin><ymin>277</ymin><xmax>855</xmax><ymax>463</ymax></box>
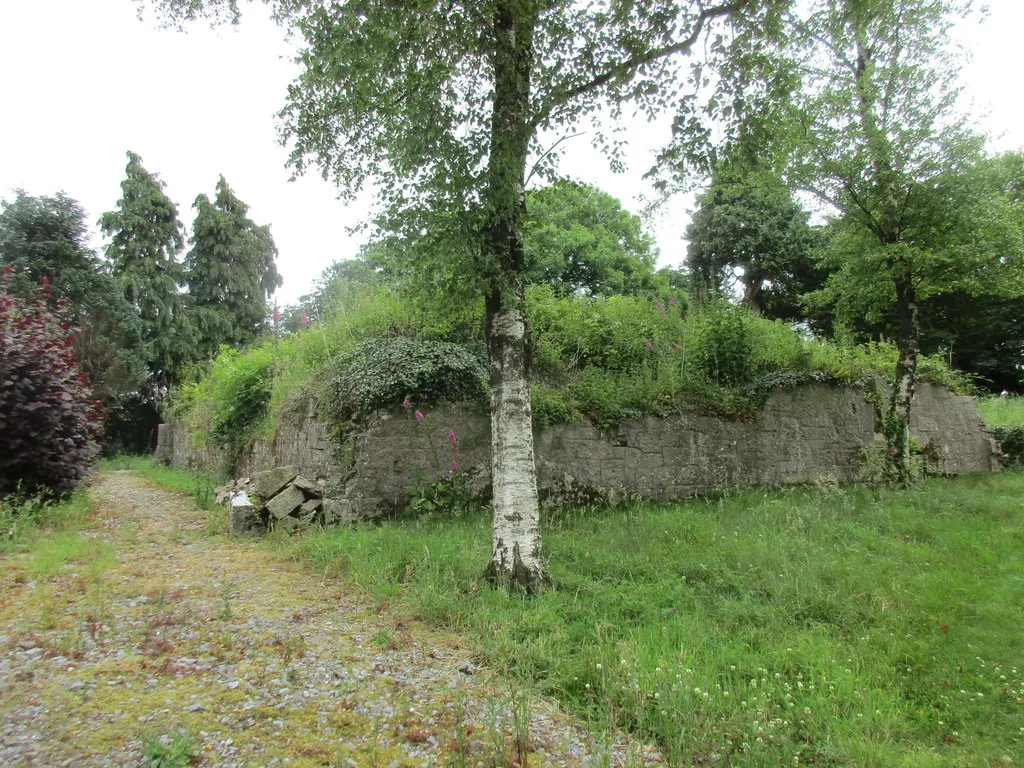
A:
<box><xmin>0</xmin><ymin>471</ymin><xmax>657</xmax><ymax>767</ymax></box>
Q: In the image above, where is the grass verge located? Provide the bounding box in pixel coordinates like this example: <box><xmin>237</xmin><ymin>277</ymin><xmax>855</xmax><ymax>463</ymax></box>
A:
<box><xmin>0</xmin><ymin>490</ymin><xmax>92</xmax><ymax>554</ymax></box>
<box><xmin>279</xmin><ymin>473</ymin><xmax>1024</xmax><ymax>767</ymax></box>
<box><xmin>976</xmin><ymin>395</ymin><xmax>1024</xmax><ymax>429</ymax></box>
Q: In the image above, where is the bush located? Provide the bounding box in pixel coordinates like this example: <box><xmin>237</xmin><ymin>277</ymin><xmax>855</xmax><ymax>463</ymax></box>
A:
<box><xmin>327</xmin><ymin>337</ymin><xmax>488</xmax><ymax>420</ymax></box>
<box><xmin>0</xmin><ymin>270</ymin><xmax>104</xmax><ymax>496</ymax></box>
<box><xmin>205</xmin><ymin>346</ymin><xmax>275</xmax><ymax>455</ymax></box>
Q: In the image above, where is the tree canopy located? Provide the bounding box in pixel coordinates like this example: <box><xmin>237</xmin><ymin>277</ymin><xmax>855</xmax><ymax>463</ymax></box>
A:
<box><xmin>185</xmin><ymin>176</ymin><xmax>281</xmax><ymax>359</ymax></box>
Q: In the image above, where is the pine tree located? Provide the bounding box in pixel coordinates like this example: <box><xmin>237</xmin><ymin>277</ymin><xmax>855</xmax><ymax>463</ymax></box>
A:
<box><xmin>100</xmin><ymin>151</ymin><xmax>190</xmax><ymax>388</ymax></box>
<box><xmin>185</xmin><ymin>176</ymin><xmax>281</xmax><ymax>358</ymax></box>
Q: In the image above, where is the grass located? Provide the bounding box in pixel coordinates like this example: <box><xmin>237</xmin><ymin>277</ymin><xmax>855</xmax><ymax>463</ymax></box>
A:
<box><xmin>976</xmin><ymin>395</ymin><xmax>1024</xmax><ymax>428</ymax></box>
<box><xmin>280</xmin><ymin>473</ymin><xmax>1024</xmax><ymax>767</ymax></box>
<box><xmin>100</xmin><ymin>455</ymin><xmax>223</xmax><ymax>511</ymax></box>
<box><xmin>0</xmin><ymin>489</ymin><xmax>92</xmax><ymax>554</ymax></box>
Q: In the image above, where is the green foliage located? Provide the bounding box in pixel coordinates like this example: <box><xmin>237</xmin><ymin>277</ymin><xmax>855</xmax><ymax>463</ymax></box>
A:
<box><xmin>141</xmin><ymin>729</ymin><xmax>200</xmax><ymax>768</ymax></box>
<box><xmin>524</xmin><ymin>179</ymin><xmax>658</xmax><ymax>296</ymax></box>
<box><xmin>686</xmin><ymin>163</ymin><xmax>827</xmax><ymax>321</ymax></box>
<box><xmin>0</xmin><ymin>190</ymin><xmax>147</xmax><ymax>402</ymax></box>
<box><xmin>976</xmin><ymin>395</ymin><xmax>1024</xmax><ymax>467</ymax></box>
<box><xmin>185</xmin><ymin>176</ymin><xmax>281</xmax><ymax>360</ymax></box>
<box><xmin>100</xmin><ymin>151</ymin><xmax>191</xmax><ymax>388</ymax></box>
<box><xmin>0</xmin><ymin>489</ymin><xmax>91</xmax><ymax>554</ymax></box>
<box><xmin>282</xmin><ymin>472</ymin><xmax>1024</xmax><ymax>766</ymax></box>
<box><xmin>327</xmin><ymin>337</ymin><xmax>487</xmax><ymax>420</ymax></box>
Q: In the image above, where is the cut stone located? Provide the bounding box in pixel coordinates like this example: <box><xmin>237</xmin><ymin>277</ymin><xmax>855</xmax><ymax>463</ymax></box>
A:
<box><xmin>291</xmin><ymin>475</ymin><xmax>323</xmax><ymax>498</ymax></box>
<box><xmin>229</xmin><ymin>491</ymin><xmax>251</xmax><ymax>507</ymax></box>
<box><xmin>252</xmin><ymin>466</ymin><xmax>298</xmax><ymax>500</ymax></box>
<box><xmin>265</xmin><ymin>485</ymin><xmax>305</xmax><ymax>520</ymax></box>
<box><xmin>274</xmin><ymin>515</ymin><xmax>300</xmax><ymax>533</ymax></box>
<box><xmin>300</xmin><ymin>498</ymin><xmax>323</xmax><ymax>514</ymax></box>
<box><xmin>229</xmin><ymin>505</ymin><xmax>264</xmax><ymax>535</ymax></box>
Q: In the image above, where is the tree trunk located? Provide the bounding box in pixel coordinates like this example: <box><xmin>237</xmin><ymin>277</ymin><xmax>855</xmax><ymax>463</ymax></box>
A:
<box><xmin>886</xmin><ymin>271</ymin><xmax>920</xmax><ymax>485</ymax></box>
<box><xmin>480</xmin><ymin>0</ymin><xmax>546</xmax><ymax>593</ymax></box>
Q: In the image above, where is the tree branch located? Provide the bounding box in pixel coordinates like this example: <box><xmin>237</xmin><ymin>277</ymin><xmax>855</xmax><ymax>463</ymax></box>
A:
<box><xmin>529</xmin><ymin>0</ymin><xmax>748</xmax><ymax>130</ymax></box>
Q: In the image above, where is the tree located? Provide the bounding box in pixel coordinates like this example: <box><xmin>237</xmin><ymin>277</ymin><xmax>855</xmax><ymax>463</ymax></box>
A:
<box><xmin>525</xmin><ymin>179</ymin><xmax>657</xmax><ymax>296</ymax></box>
<box><xmin>151</xmin><ymin>0</ymin><xmax>786</xmax><ymax>592</ymax></box>
<box><xmin>100</xmin><ymin>151</ymin><xmax>191</xmax><ymax>389</ymax></box>
<box><xmin>184</xmin><ymin>176</ymin><xmax>281</xmax><ymax>359</ymax></box>
<box><xmin>0</xmin><ymin>269</ymin><xmax>105</xmax><ymax>496</ymax></box>
<box><xmin>674</xmin><ymin>0</ymin><xmax>1023</xmax><ymax>482</ymax></box>
<box><xmin>0</xmin><ymin>191</ymin><xmax>147</xmax><ymax>404</ymax></box>
<box><xmin>686</xmin><ymin>163</ymin><xmax>826</xmax><ymax>321</ymax></box>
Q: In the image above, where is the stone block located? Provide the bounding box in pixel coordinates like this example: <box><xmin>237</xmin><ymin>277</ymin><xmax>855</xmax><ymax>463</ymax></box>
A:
<box><xmin>253</xmin><ymin>466</ymin><xmax>299</xmax><ymax>500</ymax></box>
<box><xmin>321</xmin><ymin>498</ymin><xmax>356</xmax><ymax>525</ymax></box>
<box><xmin>265</xmin><ymin>485</ymin><xmax>305</xmax><ymax>520</ymax></box>
<box><xmin>300</xmin><ymin>498</ymin><xmax>323</xmax><ymax>515</ymax></box>
<box><xmin>229</xmin><ymin>505</ymin><xmax>263</xmax><ymax>535</ymax></box>
<box><xmin>292</xmin><ymin>475</ymin><xmax>323</xmax><ymax>498</ymax></box>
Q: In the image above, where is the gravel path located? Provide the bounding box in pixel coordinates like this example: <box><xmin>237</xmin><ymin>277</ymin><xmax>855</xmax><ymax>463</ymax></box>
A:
<box><xmin>0</xmin><ymin>471</ymin><xmax>657</xmax><ymax>767</ymax></box>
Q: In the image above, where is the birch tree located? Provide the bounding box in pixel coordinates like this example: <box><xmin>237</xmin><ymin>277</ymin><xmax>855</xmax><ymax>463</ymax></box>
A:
<box><xmin>147</xmin><ymin>0</ymin><xmax>786</xmax><ymax>592</ymax></box>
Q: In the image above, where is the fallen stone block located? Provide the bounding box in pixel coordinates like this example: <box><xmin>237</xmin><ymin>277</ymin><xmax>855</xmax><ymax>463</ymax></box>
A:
<box><xmin>253</xmin><ymin>466</ymin><xmax>299</xmax><ymax>500</ymax></box>
<box><xmin>300</xmin><ymin>498</ymin><xmax>323</xmax><ymax>515</ymax></box>
<box><xmin>321</xmin><ymin>498</ymin><xmax>356</xmax><ymax>526</ymax></box>
<box><xmin>229</xmin><ymin>504</ymin><xmax>264</xmax><ymax>535</ymax></box>
<box><xmin>291</xmin><ymin>475</ymin><xmax>323</xmax><ymax>498</ymax></box>
<box><xmin>265</xmin><ymin>485</ymin><xmax>306</xmax><ymax>520</ymax></box>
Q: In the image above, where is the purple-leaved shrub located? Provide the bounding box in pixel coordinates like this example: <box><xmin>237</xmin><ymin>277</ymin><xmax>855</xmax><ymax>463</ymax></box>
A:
<box><xmin>0</xmin><ymin>268</ymin><xmax>105</xmax><ymax>495</ymax></box>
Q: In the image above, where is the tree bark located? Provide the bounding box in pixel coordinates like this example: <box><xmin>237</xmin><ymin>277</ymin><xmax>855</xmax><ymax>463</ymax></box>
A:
<box><xmin>886</xmin><ymin>270</ymin><xmax>920</xmax><ymax>485</ymax></box>
<box><xmin>481</xmin><ymin>0</ymin><xmax>546</xmax><ymax>593</ymax></box>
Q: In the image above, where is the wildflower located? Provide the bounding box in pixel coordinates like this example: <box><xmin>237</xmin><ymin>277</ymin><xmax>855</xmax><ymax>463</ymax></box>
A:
<box><xmin>415</xmin><ymin>410</ymin><xmax>424</xmax><ymax>422</ymax></box>
<box><xmin>644</xmin><ymin>340</ymin><xmax>654</xmax><ymax>351</ymax></box>
<box><xmin>672</xmin><ymin>342</ymin><xmax>683</xmax><ymax>352</ymax></box>
<box><xmin>655</xmin><ymin>301</ymin><xmax>666</xmax><ymax>317</ymax></box>
<box><xmin>449</xmin><ymin>459</ymin><xmax>458</xmax><ymax>473</ymax></box>
<box><xmin>300</xmin><ymin>311</ymin><xmax>310</xmax><ymax>327</ymax></box>
<box><xmin>402</xmin><ymin>395</ymin><xmax>411</xmax><ymax>409</ymax></box>
<box><xmin>668</xmin><ymin>294</ymin><xmax>677</xmax><ymax>308</ymax></box>
<box><xmin>272</xmin><ymin>304</ymin><xmax>281</xmax><ymax>325</ymax></box>
<box><xmin>448</xmin><ymin>429</ymin><xmax>458</xmax><ymax>446</ymax></box>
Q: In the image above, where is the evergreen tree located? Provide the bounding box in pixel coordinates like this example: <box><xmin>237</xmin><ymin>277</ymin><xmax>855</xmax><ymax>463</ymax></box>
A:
<box><xmin>100</xmin><ymin>151</ymin><xmax>190</xmax><ymax>388</ymax></box>
<box><xmin>185</xmin><ymin>176</ymin><xmax>281</xmax><ymax>358</ymax></box>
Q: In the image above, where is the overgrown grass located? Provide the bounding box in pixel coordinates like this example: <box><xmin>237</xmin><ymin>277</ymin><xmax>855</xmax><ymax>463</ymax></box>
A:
<box><xmin>976</xmin><ymin>395</ymin><xmax>1024</xmax><ymax>428</ymax></box>
<box><xmin>0</xmin><ymin>490</ymin><xmax>92</xmax><ymax>554</ymax></box>
<box><xmin>100</xmin><ymin>456</ymin><xmax>223</xmax><ymax>511</ymax></box>
<box><xmin>281</xmin><ymin>474</ymin><xmax>1024</xmax><ymax>767</ymax></box>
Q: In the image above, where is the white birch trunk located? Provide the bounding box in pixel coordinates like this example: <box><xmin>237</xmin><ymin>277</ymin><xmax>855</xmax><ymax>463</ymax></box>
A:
<box><xmin>486</xmin><ymin>304</ymin><xmax>544</xmax><ymax>592</ymax></box>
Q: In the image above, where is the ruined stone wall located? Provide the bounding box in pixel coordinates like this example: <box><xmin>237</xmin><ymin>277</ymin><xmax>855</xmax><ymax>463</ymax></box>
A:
<box><xmin>154</xmin><ymin>383</ymin><xmax>999</xmax><ymax>518</ymax></box>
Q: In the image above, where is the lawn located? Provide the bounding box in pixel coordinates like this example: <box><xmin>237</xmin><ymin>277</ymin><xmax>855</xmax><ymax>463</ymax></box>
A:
<box><xmin>281</xmin><ymin>473</ymin><xmax>1024</xmax><ymax>767</ymax></box>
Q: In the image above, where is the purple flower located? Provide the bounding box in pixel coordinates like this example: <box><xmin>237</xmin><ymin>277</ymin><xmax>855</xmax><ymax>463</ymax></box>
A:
<box><xmin>655</xmin><ymin>301</ymin><xmax>666</xmax><ymax>317</ymax></box>
<box><xmin>668</xmin><ymin>294</ymin><xmax>677</xmax><ymax>308</ymax></box>
<box><xmin>672</xmin><ymin>342</ymin><xmax>683</xmax><ymax>352</ymax></box>
<box><xmin>300</xmin><ymin>311</ymin><xmax>309</xmax><ymax>327</ymax></box>
<box><xmin>415</xmin><ymin>410</ymin><xmax>424</xmax><ymax>422</ymax></box>
<box><xmin>448</xmin><ymin>429</ymin><xmax>458</xmax><ymax>446</ymax></box>
<box><xmin>449</xmin><ymin>459</ymin><xmax>458</xmax><ymax>473</ymax></box>
<box><xmin>402</xmin><ymin>395</ymin><xmax>411</xmax><ymax>409</ymax></box>
<box><xmin>272</xmin><ymin>305</ymin><xmax>281</xmax><ymax>325</ymax></box>
<box><xmin>644</xmin><ymin>340</ymin><xmax>654</xmax><ymax>351</ymax></box>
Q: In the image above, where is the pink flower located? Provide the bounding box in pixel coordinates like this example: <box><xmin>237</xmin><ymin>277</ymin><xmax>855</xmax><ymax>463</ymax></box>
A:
<box><xmin>448</xmin><ymin>429</ymin><xmax>458</xmax><ymax>446</ymax></box>
<box><xmin>415</xmin><ymin>410</ymin><xmax>424</xmax><ymax>422</ymax></box>
<box><xmin>672</xmin><ymin>343</ymin><xmax>682</xmax><ymax>352</ymax></box>
<box><xmin>272</xmin><ymin>305</ymin><xmax>281</xmax><ymax>325</ymax></box>
<box><xmin>668</xmin><ymin>294</ymin><xmax>677</xmax><ymax>308</ymax></box>
<box><xmin>449</xmin><ymin>459</ymin><xmax>458</xmax><ymax>473</ymax></box>
<box><xmin>655</xmin><ymin>301</ymin><xmax>666</xmax><ymax>317</ymax></box>
<box><xmin>644</xmin><ymin>340</ymin><xmax>654</xmax><ymax>351</ymax></box>
<box><xmin>402</xmin><ymin>395</ymin><xmax>411</xmax><ymax>409</ymax></box>
<box><xmin>300</xmin><ymin>312</ymin><xmax>309</xmax><ymax>327</ymax></box>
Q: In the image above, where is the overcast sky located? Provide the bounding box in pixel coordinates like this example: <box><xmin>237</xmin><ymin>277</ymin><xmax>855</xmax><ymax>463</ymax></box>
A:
<box><xmin>1</xmin><ymin>0</ymin><xmax>1021</xmax><ymax>304</ymax></box>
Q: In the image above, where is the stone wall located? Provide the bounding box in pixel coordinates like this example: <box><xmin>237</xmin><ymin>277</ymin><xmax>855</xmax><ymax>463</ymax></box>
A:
<box><xmin>155</xmin><ymin>383</ymin><xmax>1000</xmax><ymax>518</ymax></box>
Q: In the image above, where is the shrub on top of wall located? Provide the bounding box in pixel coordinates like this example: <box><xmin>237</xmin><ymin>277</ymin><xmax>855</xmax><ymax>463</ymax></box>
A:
<box><xmin>326</xmin><ymin>337</ymin><xmax>488</xmax><ymax>421</ymax></box>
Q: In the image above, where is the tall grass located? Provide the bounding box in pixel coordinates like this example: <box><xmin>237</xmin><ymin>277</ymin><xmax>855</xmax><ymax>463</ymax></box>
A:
<box><xmin>0</xmin><ymin>490</ymin><xmax>92</xmax><ymax>553</ymax></box>
<box><xmin>976</xmin><ymin>395</ymin><xmax>1024</xmax><ymax>428</ymax></box>
<box><xmin>282</xmin><ymin>474</ymin><xmax>1024</xmax><ymax>766</ymax></box>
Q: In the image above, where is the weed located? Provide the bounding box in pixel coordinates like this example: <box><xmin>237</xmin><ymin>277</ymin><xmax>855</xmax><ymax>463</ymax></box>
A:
<box><xmin>217</xmin><ymin>583</ymin><xmax>234</xmax><ymax>622</ymax></box>
<box><xmin>140</xmin><ymin>728</ymin><xmax>200</xmax><ymax>768</ymax></box>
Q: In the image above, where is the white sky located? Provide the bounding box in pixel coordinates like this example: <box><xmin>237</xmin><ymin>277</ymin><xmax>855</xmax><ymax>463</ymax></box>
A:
<box><xmin>0</xmin><ymin>0</ymin><xmax>1021</xmax><ymax>305</ymax></box>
